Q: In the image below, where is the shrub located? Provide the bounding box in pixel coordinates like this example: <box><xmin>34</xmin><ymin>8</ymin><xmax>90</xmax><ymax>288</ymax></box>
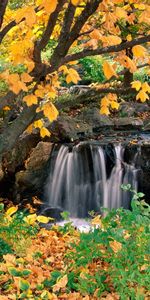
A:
<box><xmin>79</xmin><ymin>56</ymin><xmax>105</xmax><ymax>83</ymax></box>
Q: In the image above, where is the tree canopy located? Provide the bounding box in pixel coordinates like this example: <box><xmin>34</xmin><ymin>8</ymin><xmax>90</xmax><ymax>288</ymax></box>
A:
<box><xmin>0</xmin><ymin>0</ymin><xmax>150</xmax><ymax>158</ymax></box>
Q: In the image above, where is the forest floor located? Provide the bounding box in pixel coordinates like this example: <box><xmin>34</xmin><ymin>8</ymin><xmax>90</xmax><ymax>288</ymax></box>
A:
<box><xmin>0</xmin><ymin>198</ymin><xmax>150</xmax><ymax>300</ymax></box>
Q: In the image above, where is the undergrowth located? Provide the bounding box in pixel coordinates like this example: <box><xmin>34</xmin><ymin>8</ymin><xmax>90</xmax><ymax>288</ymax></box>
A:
<box><xmin>0</xmin><ymin>195</ymin><xmax>149</xmax><ymax>299</ymax></box>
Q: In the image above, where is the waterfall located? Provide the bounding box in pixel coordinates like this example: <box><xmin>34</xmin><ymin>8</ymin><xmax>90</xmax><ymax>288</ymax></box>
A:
<box><xmin>45</xmin><ymin>143</ymin><xmax>139</xmax><ymax>217</ymax></box>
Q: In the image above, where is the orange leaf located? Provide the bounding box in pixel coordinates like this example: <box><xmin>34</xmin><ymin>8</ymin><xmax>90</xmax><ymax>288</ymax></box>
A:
<box><xmin>136</xmin><ymin>90</ymin><xmax>149</xmax><ymax>102</ymax></box>
<box><xmin>71</xmin><ymin>0</ymin><xmax>81</xmax><ymax>6</ymax></box>
<box><xmin>103</xmin><ymin>62</ymin><xmax>117</xmax><ymax>80</ymax></box>
<box><xmin>132</xmin><ymin>45</ymin><xmax>147</xmax><ymax>58</ymax></box>
<box><xmin>100</xmin><ymin>106</ymin><xmax>110</xmax><ymax>115</ymax></box>
<box><xmin>66</xmin><ymin>68</ymin><xmax>81</xmax><ymax>84</ymax></box>
<box><xmin>23</xmin><ymin>94</ymin><xmax>38</xmax><ymax>106</ymax></box>
<box><xmin>109</xmin><ymin>240</ymin><xmax>122</xmax><ymax>253</ymax></box>
<box><xmin>53</xmin><ymin>275</ymin><xmax>68</xmax><ymax>292</ymax></box>
<box><xmin>141</xmin><ymin>82</ymin><xmax>150</xmax><ymax>93</ymax></box>
<box><xmin>43</xmin><ymin>102</ymin><xmax>59</xmax><ymax>122</ymax></box>
<box><xmin>21</xmin><ymin>73</ymin><xmax>33</xmax><ymax>83</ymax></box>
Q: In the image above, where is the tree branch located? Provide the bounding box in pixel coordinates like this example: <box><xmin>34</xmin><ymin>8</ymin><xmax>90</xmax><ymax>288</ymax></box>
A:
<box><xmin>63</xmin><ymin>34</ymin><xmax>150</xmax><ymax>64</ymax></box>
<box><xmin>0</xmin><ymin>104</ymin><xmax>37</xmax><ymax>159</ymax></box>
<box><xmin>0</xmin><ymin>0</ymin><xmax>8</xmax><ymax>28</ymax></box>
<box><xmin>32</xmin><ymin>0</ymin><xmax>66</xmax><ymax>69</ymax></box>
<box><xmin>50</xmin><ymin>0</ymin><xmax>101</xmax><ymax>68</ymax></box>
<box><xmin>0</xmin><ymin>91</ymin><xmax>16</xmax><ymax>110</ymax></box>
<box><xmin>0</xmin><ymin>20</ymin><xmax>16</xmax><ymax>43</ymax></box>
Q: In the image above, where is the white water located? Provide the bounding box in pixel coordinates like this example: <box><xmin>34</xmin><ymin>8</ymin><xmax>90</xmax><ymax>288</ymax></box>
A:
<box><xmin>45</xmin><ymin>143</ymin><xmax>139</xmax><ymax>217</ymax></box>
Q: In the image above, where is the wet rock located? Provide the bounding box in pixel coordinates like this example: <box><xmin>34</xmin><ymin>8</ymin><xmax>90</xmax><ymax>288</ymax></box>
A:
<box><xmin>79</xmin><ymin>107</ymin><xmax>113</xmax><ymax>127</ymax></box>
<box><xmin>39</xmin><ymin>205</ymin><xmax>63</xmax><ymax>221</ymax></box>
<box><xmin>52</xmin><ymin>115</ymin><xmax>93</xmax><ymax>141</ymax></box>
<box><xmin>0</xmin><ymin>163</ymin><xmax>4</xmax><ymax>181</ymax></box>
<box><xmin>15</xmin><ymin>142</ymin><xmax>53</xmax><ymax>197</ymax></box>
<box><xmin>119</xmin><ymin>102</ymin><xmax>150</xmax><ymax>117</ymax></box>
<box><xmin>2</xmin><ymin>133</ymin><xmax>39</xmax><ymax>174</ymax></box>
<box><xmin>139</xmin><ymin>144</ymin><xmax>150</xmax><ymax>204</ymax></box>
<box><xmin>25</xmin><ymin>142</ymin><xmax>53</xmax><ymax>170</ymax></box>
<box><xmin>113</xmin><ymin>117</ymin><xmax>143</xmax><ymax>130</ymax></box>
<box><xmin>143</xmin><ymin>118</ymin><xmax>150</xmax><ymax>130</ymax></box>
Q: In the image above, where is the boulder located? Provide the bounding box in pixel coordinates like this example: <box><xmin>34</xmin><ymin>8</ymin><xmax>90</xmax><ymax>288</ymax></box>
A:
<box><xmin>15</xmin><ymin>142</ymin><xmax>53</xmax><ymax>196</ymax></box>
<box><xmin>120</xmin><ymin>102</ymin><xmax>150</xmax><ymax>117</ymax></box>
<box><xmin>113</xmin><ymin>117</ymin><xmax>143</xmax><ymax>130</ymax></box>
<box><xmin>79</xmin><ymin>107</ymin><xmax>113</xmax><ymax>128</ymax></box>
<box><xmin>52</xmin><ymin>115</ymin><xmax>93</xmax><ymax>141</ymax></box>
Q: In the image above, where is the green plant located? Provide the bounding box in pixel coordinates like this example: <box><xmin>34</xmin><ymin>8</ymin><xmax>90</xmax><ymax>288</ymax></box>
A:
<box><xmin>79</xmin><ymin>56</ymin><xmax>105</xmax><ymax>83</ymax></box>
<box><xmin>0</xmin><ymin>206</ymin><xmax>38</xmax><ymax>257</ymax></box>
<box><xmin>63</xmin><ymin>195</ymin><xmax>150</xmax><ymax>299</ymax></box>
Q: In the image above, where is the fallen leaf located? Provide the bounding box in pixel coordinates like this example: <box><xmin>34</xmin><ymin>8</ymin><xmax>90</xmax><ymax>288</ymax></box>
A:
<box><xmin>109</xmin><ymin>240</ymin><xmax>122</xmax><ymax>253</ymax></box>
<box><xmin>53</xmin><ymin>275</ymin><xmax>68</xmax><ymax>292</ymax></box>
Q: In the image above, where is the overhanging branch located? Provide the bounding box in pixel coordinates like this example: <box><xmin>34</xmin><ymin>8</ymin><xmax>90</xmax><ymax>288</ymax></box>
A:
<box><xmin>63</xmin><ymin>34</ymin><xmax>150</xmax><ymax>63</ymax></box>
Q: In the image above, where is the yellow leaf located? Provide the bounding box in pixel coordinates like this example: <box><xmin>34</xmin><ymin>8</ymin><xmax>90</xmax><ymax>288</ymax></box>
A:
<box><xmin>23</xmin><ymin>94</ymin><xmax>38</xmax><ymax>106</ymax></box>
<box><xmin>34</xmin><ymin>120</ymin><xmax>43</xmax><ymax>129</ymax></box>
<box><xmin>66</xmin><ymin>68</ymin><xmax>81</xmax><ymax>84</ymax></box>
<box><xmin>21</xmin><ymin>73</ymin><xmax>33</xmax><ymax>83</ymax></box>
<box><xmin>109</xmin><ymin>240</ymin><xmax>122</xmax><ymax>253</ymax></box>
<box><xmin>40</xmin><ymin>127</ymin><xmax>51</xmax><ymax>138</ymax></box>
<box><xmin>100</xmin><ymin>106</ymin><xmax>110</xmax><ymax>115</ymax></box>
<box><xmin>141</xmin><ymin>82</ymin><xmax>150</xmax><ymax>93</ymax></box>
<box><xmin>111</xmin><ymin>101</ymin><xmax>120</xmax><ymax>110</ymax></box>
<box><xmin>37</xmin><ymin>215</ymin><xmax>49</xmax><ymax>223</ymax></box>
<box><xmin>35</xmin><ymin>87</ymin><xmax>45</xmax><ymax>98</ymax></box>
<box><xmin>134</xmin><ymin>3</ymin><xmax>145</xmax><ymax>10</ymax></box>
<box><xmin>91</xmin><ymin>215</ymin><xmax>103</xmax><ymax>227</ymax></box>
<box><xmin>6</xmin><ymin>206</ymin><xmax>18</xmax><ymax>217</ymax></box>
<box><xmin>24</xmin><ymin>214</ymin><xmax>37</xmax><ymax>225</ymax></box>
<box><xmin>58</xmin><ymin>65</ymin><xmax>69</xmax><ymax>75</ymax></box>
<box><xmin>43</xmin><ymin>102</ymin><xmax>59</xmax><ymax>122</ymax></box>
<box><xmin>126</xmin><ymin>34</ymin><xmax>132</xmax><ymax>41</ymax></box>
<box><xmin>53</xmin><ymin>275</ymin><xmax>68</xmax><ymax>292</ymax></box>
<box><xmin>131</xmin><ymin>80</ymin><xmax>142</xmax><ymax>91</ymax></box>
<box><xmin>103</xmin><ymin>62</ymin><xmax>117</xmax><ymax>80</ymax></box>
<box><xmin>132</xmin><ymin>45</ymin><xmax>147</xmax><ymax>58</ymax></box>
<box><xmin>136</xmin><ymin>90</ymin><xmax>149</xmax><ymax>102</ymax></box>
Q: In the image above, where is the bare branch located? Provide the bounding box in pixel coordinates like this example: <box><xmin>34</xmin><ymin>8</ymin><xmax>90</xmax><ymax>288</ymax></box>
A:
<box><xmin>33</xmin><ymin>0</ymin><xmax>67</xmax><ymax>67</ymax></box>
<box><xmin>50</xmin><ymin>0</ymin><xmax>102</xmax><ymax>68</ymax></box>
<box><xmin>0</xmin><ymin>0</ymin><xmax>8</xmax><ymax>28</ymax></box>
<box><xmin>0</xmin><ymin>6</ymin><xmax>40</xmax><ymax>44</ymax></box>
<box><xmin>0</xmin><ymin>104</ymin><xmax>37</xmax><ymax>158</ymax></box>
<box><xmin>0</xmin><ymin>20</ymin><xmax>16</xmax><ymax>43</ymax></box>
<box><xmin>63</xmin><ymin>34</ymin><xmax>150</xmax><ymax>64</ymax></box>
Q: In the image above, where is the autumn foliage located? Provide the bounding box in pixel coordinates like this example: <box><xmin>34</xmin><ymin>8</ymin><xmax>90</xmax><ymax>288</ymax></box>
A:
<box><xmin>0</xmin><ymin>0</ymin><xmax>150</xmax><ymax>157</ymax></box>
<box><xmin>0</xmin><ymin>199</ymin><xmax>150</xmax><ymax>299</ymax></box>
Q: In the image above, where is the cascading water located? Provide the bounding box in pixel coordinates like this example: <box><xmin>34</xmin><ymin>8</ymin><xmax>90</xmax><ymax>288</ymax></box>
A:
<box><xmin>45</xmin><ymin>143</ymin><xmax>139</xmax><ymax>217</ymax></box>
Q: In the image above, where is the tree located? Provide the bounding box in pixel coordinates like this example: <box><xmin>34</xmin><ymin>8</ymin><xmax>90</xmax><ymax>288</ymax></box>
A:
<box><xmin>0</xmin><ymin>0</ymin><xmax>150</xmax><ymax>161</ymax></box>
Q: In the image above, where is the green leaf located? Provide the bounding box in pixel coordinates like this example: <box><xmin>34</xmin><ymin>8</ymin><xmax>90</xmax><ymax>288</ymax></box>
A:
<box><xmin>8</xmin><ymin>267</ymin><xmax>22</xmax><ymax>277</ymax></box>
<box><xmin>0</xmin><ymin>203</ymin><xmax>4</xmax><ymax>211</ymax></box>
<box><xmin>19</xmin><ymin>279</ymin><xmax>30</xmax><ymax>291</ymax></box>
<box><xmin>21</xmin><ymin>269</ymin><xmax>32</xmax><ymax>276</ymax></box>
